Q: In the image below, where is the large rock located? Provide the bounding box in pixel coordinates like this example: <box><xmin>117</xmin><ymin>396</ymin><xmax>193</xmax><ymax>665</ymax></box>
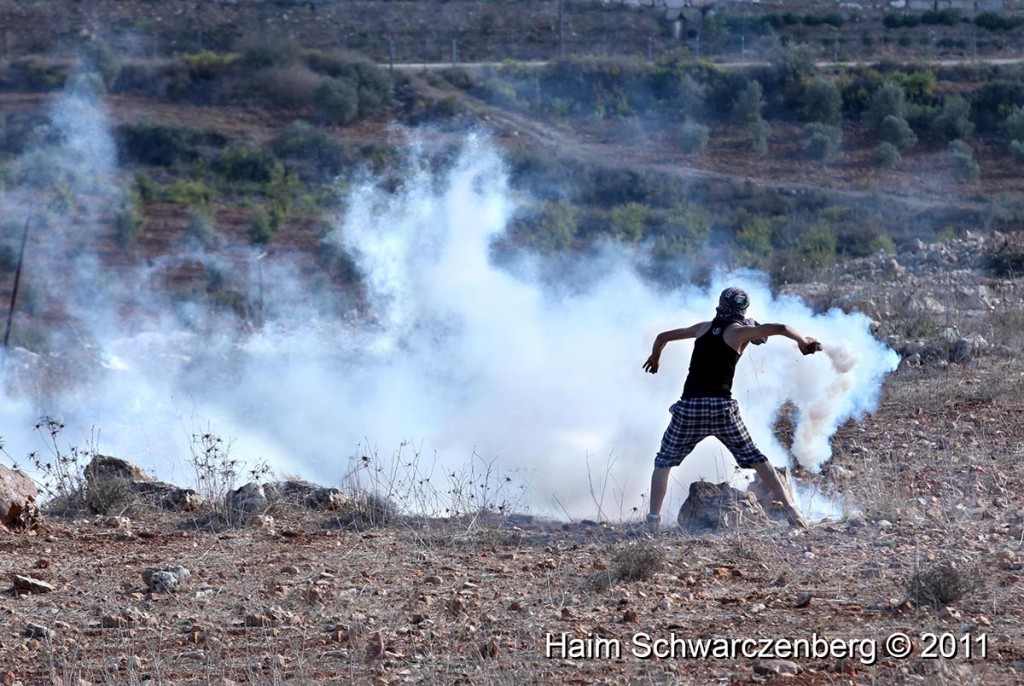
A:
<box><xmin>227</xmin><ymin>482</ymin><xmax>268</xmax><ymax>515</ymax></box>
<box><xmin>268</xmin><ymin>480</ymin><xmax>347</xmax><ymax>511</ymax></box>
<box><xmin>83</xmin><ymin>455</ymin><xmax>203</xmax><ymax>512</ymax></box>
<box><xmin>0</xmin><ymin>464</ymin><xmax>40</xmax><ymax>530</ymax></box>
<box><xmin>84</xmin><ymin>455</ymin><xmax>151</xmax><ymax>484</ymax></box>
<box><xmin>676</xmin><ymin>481</ymin><xmax>767</xmax><ymax>533</ymax></box>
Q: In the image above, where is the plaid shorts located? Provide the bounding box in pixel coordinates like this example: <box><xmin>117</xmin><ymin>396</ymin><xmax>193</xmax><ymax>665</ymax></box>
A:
<box><xmin>654</xmin><ymin>397</ymin><xmax>768</xmax><ymax>469</ymax></box>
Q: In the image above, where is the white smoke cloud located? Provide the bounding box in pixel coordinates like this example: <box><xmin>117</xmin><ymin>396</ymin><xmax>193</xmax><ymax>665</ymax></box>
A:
<box><xmin>0</xmin><ymin>80</ymin><xmax>898</xmax><ymax>520</ymax></box>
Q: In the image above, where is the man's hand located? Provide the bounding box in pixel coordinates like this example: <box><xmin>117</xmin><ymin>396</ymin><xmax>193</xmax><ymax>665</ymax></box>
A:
<box><xmin>643</xmin><ymin>354</ymin><xmax>660</xmax><ymax>374</ymax></box>
<box><xmin>799</xmin><ymin>338</ymin><xmax>822</xmax><ymax>356</ymax></box>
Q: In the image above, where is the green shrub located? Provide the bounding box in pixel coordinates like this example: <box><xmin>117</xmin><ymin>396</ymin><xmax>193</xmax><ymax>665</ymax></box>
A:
<box><xmin>672</xmin><ymin>74</ymin><xmax>707</xmax><ymax>120</ymax></box>
<box><xmin>81</xmin><ymin>39</ymin><xmax>120</xmax><ymax>90</ymax></box>
<box><xmin>656</xmin><ymin>204</ymin><xmax>713</xmax><ymax>257</ymax></box>
<box><xmin>768</xmin><ymin>39</ymin><xmax>813</xmax><ymax>88</ymax></box>
<box><xmin>749</xmin><ymin>117</ymin><xmax>770</xmax><ymax>156</ymax></box>
<box><xmin>867</xmin><ymin>233</ymin><xmax>897</xmax><ymax>255</ymax></box>
<box><xmin>879</xmin><ymin>115</ymin><xmax>917</xmax><ymax>150</ymax></box>
<box><xmin>1005</xmin><ymin>105</ymin><xmax>1024</xmax><ymax>142</ymax></box>
<box><xmin>617</xmin><ymin>116</ymin><xmax>647</xmax><ymax>145</ymax></box>
<box><xmin>948</xmin><ymin>139</ymin><xmax>980</xmax><ymax>182</ymax></box>
<box><xmin>510</xmin><ymin>199</ymin><xmax>579</xmax><ymax>252</ymax></box>
<box><xmin>314</xmin><ymin>77</ymin><xmax>359</xmax><ymax>125</ymax></box>
<box><xmin>247</xmin><ymin>206</ymin><xmax>278</xmax><ymax>244</ymax></box>
<box><xmin>239</xmin><ymin>39</ymin><xmax>301</xmax><ymax>70</ymax></box>
<box><xmin>167</xmin><ymin>179</ymin><xmax>214</xmax><ymax>207</ymax></box>
<box><xmin>116</xmin><ymin>122</ymin><xmax>224</xmax><ymax>167</ymax></box>
<box><xmin>973</xmin><ymin>81</ymin><xmax>1024</xmax><ymax>132</ymax></box>
<box><xmin>866</xmin><ymin>82</ymin><xmax>908</xmax><ymax>133</ymax></box>
<box><xmin>732</xmin><ymin>79</ymin><xmax>764</xmax><ymax>125</ymax></box>
<box><xmin>305</xmin><ymin>52</ymin><xmax>393</xmax><ymax>117</ymax></box>
<box><xmin>799</xmin><ymin>224</ymin><xmax>837</xmax><ymax>267</ymax></box>
<box><xmin>114</xmin><ymin>191</ymin><xmax>145</xmax><ymax>246</ymax></box>
<box><xmin>932</xmin><ymin>95</ymin><xmax>974</xmax><ymax>141</ymax></box>
<box><xmin>802</xmin><ymin>122</ymin><xmax>841</xmax><ymax>161</ymax></box>
<box><xmin>907</xmin><ymin>562</ymin><xmax>983</xmax><ymax>609</ymax></box>
<box><xmin>271</xmin><ymin>121</ymin><xmax>343</xmax><ymax>176</ymax></box>
<box><xmin>186</xmin><ymin>208</ymin><xmax>216</xmax><ymax>246</ymax></box>
<box><xmin>802</xmin><ymin>78</ymin><xmax>843</xmax><ymax>125</ymax></box>
<box><xmin>875</xmin><ymin>141</ymin><xmax>901</xmax><ymax>169</ymax></box>
<box><xmin>257</xmin><ymin>65</ymin><xmax>321</xmax><ymax>108</ymax></box>
<box><xmin>986</xmin><ymin>234</ymin><xmax>1024</xmax><ymax>275</ymax></box>
<box><xmin>975</xmin><ymin>12</ymin><xmax>1024</xmax><ymax>31</ymax></box>
<box><xmin>1010</xmin><ymin>139</ymin><xmax>1024</xmax><ymax>164</ymax></box>
<box><xmin>609</xmin><ymin>202</ymin><xmax>651</xmax><ymax>242</ymax></box>
<box><xmin>734</xmin><ymin>217</ymin><xmax>773</xmax><ymax>269</ymax></box>
<box><xmin>8</xmin><ymin>57</ymin><xmax>73</xmax><ymax>91</ymax></box>
<box><xmin>183</xmin><ymin>51</ymin><xmax>239</xmax><ymax>80</ymax></box>
<box><xmin>679</xmin><ymin>118</ymin><xmax>709</xmax><ymax>154</ymax></box>
<box><xmin>921</xmin><ymin>9</ymin><xmax>960</xmax><ymax>26</ymax></box>
<box><xmin>214</xmin><ymin>146</ymin><xmax>283</xmax><ymax>184</ymax></box>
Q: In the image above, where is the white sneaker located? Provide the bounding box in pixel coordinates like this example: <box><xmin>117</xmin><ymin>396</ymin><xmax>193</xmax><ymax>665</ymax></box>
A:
<box><xmin>645</xmin><ymin>513</ymin><xmax>661</xmax><ymax>534</ymax></box>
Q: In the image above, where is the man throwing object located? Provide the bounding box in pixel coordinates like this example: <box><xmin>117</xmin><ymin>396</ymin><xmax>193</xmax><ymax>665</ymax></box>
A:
<box><xmin>643</xmin><ymin>286</ymin><xmax>821</xmax><ymax>532</ymax></box>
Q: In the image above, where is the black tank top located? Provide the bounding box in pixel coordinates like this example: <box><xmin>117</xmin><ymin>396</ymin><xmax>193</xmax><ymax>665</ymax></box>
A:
<box><xmin>681</xmin><ymin>318</ymin><xmax>741</xmax><ymax>398</ymax></box>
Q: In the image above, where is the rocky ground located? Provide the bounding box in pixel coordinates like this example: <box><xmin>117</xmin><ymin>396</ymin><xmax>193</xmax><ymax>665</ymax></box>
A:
<box><xmin>2</xmin><ymin>233</ymin><xmax>1024</xmax><ymax>685</ymax></box>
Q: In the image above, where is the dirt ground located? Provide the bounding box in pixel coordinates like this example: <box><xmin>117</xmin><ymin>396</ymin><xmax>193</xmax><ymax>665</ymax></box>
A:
<box><xmin>1</xmin><ymin>358</ymin><xmax>1023</xmax><ymax>685</ymax></box>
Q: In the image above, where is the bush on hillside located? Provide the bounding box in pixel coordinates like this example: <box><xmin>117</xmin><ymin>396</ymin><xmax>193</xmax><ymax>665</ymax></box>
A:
<box><xmin>879</xmin><ymin>115</ymin><xmax>917</xmax><ymax>150</ymax></box>
<box><xmin>679</xmin><ymin>118</ymin><xmax>709</xmax><ymax>154</ymax></box>
<box><xmin>931</xmin><ymin>94</ymin><xmax>974</xmax><ymax>141</ymax></box>
<box><xmin>314</xmin><ymin>77</ymin><xmax>359</xmax><ymax>125</ymax></box>
<box><xmin>948</xmin><ymin>139</ymin><xmax>980</xmax><ymax>182</ymax></box>
<box><xmin>801</xmin><ymin>77</ymin><xmax>842</xmax><ymax>126</ymax></box>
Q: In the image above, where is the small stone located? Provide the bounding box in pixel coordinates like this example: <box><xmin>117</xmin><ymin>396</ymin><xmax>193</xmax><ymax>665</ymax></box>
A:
<box><xmin>142</xmin><ymin>566</ymin><xmax>190</xmax><ymax>593</ymax></box>
<box><xmin>424</xmin><ymin>575</ymin><xmax>443</xmax><ymax>585</ymax></box>
<box><xmin>281</xmin><ymin>566</ymin><xmax>299</xmax><ymax>575</ymax></box>
<box><xmin>23</xmin><ymin>623</ymin><xmax>53</xmax><ymax>640</ymax></box>
<box><xmin>795</xmin><ymin>592</ymin><xmax>813</xmax><ymax>608</ymax></box>
<box><xmin>105</xmin><ymin>516</ymin><xmax>131</xmax><ymax>530</ymax></box>
<box><xmin>754</xmin><ymin>659</ymin><xmax>800</xmax><ymax>676</ymax></box>
<box><xmin>13</xmin><ymin>575</ymin><xmax>55</xmax><ymax>594</ymax></box>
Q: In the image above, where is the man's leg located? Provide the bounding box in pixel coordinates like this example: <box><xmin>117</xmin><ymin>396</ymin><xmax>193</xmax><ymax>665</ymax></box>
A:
<box><xmin>649</xmin><ymin>466</ymin><xmax>672</xmax><ymax>519</ymax></box>
<box><xmin>750</xmin><ymin>461</ymin><xmax>807</xmax><ymax>529</ymax></box>
<box><xmin>716</xmin><ymin>400</ymin><xmax>808</xmax><ymax>529</ymax></box>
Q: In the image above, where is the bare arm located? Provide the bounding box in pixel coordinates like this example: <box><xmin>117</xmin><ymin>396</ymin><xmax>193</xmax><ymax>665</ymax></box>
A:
<box><xmin>724</xmin><ymin>323</ymin><xmax>821</xmax><ymax>355</ymax></box>
<box><xmin>643</xmin><ymin>322</ymin><xmax>710</xmax><ymax>374</ymax></box>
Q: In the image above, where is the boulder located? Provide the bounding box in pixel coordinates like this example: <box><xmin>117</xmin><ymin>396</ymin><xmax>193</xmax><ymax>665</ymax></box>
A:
<box><xmin>84</xmin><ymin>455</ymin><xmax>151</xmax><ymax>484</ymax></box>
<box><xmin>676</xmin><ymin>481</ymin><xmax>767</xmax><ymax>533</ymax></box>
<box><xmin>83</xmin><ymin>455</ymin><xmax>203</xmax><ymax>512</ymax></box>
<box><xmin>0</xmin><ymin>465</ymin><xmax>40</xmax><ymax>530</ymax></box>
<box><xmin>227</xmin><ymin>482</ymin><xmax>267</xmax><ymax>514</ymax></box>
<box><xmin>142</xmin><ymin>565</ymin><xmax>190</xmax><ymax>593</ymax></box>
<box><xmin>130</xmin><ymin>480</ymin><xmax>205</xmax><ymax>512</ymax></box>
<box><xmin>269</xmin><ymin>480</ymin><xmax>348</xmax><ymax>511</ymax></box>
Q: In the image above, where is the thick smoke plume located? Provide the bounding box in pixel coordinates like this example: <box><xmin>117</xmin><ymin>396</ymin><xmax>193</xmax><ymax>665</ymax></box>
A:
<box><xmin>0</xmin><ymin>79</ymin><xmax>898</xmax><ymax>519</ymax></box>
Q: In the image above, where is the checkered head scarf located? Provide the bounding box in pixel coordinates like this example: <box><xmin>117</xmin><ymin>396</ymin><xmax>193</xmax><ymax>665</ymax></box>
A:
<box><xmin>716</xmin><ymin>287</ymin><xmax>750</xmax><ymax>323</ymax></box>
<box><xmin>716</xmin><ymin>287</ymin><xmax>767</xmax><ymax>345</ymax></box>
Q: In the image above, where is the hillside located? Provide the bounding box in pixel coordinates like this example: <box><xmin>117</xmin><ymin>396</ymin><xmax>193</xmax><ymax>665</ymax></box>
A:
<box><xmin>2</xmin><ymin>1</ymin><xmax>1024</xmax><ymax>685</ymax></box>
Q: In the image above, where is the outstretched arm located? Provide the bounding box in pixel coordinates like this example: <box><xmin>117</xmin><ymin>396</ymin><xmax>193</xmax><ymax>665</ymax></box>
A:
<box><xmin>643</xmin><ymin>322</ymin><xmax>709</xmax><ymax>374</ymax></box>
<box><xmin>725</xmin><ymin>323</ymin><xmax>821</xmax><ymax>355</ymax></box>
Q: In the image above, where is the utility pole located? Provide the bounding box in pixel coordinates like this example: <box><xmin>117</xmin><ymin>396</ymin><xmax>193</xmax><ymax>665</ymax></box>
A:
<box><xmin>451</xmin><ymin>38</ymin><xmax>457</xmax><ymax>66</ymax></box>
<box><xmin>557</xmin><ymin>0</ymin><xmax>564</xmax><ymax>60</ymax></box>
<box><xmin>3</xmin><ymin>214</ymin><xmax>33</xmax><ymax>350</ymax></box>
